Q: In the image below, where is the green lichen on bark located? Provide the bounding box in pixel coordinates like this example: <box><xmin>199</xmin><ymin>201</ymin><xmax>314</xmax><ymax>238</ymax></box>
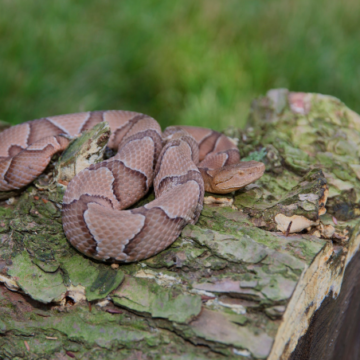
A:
<box><xmin>0</xmin><ymin>90</ymin><xmax>359</xmax><ymax>359</ymax></box>
<box><xmin>112</xmin><ymin>276</ymin><xmax>202</xmax><ymax>323</ymax></box>
<box><xmin>229</xmin><ymin>89</ymin><xmax>360</xmax><ymax>222</ymax></box>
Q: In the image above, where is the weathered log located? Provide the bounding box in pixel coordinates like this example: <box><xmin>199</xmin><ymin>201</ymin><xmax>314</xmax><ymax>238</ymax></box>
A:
<box><xmin>0</xmin><ymin>90</ymin><xmax>359</xmax><ymax>359</ymax></box>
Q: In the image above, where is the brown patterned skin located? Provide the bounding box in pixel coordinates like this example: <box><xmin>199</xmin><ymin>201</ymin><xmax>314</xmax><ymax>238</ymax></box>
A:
<box><xmin>0</xmin><ymin>111</ymin><xmax>265</xmax><ymax>262</ymax></box>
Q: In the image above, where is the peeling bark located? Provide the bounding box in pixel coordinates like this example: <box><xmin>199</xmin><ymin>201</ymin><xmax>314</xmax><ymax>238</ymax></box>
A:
<box><xmin>0</xmin><ymin>90</ymin><xmax>359</xmax><ymax>359</ymax></box>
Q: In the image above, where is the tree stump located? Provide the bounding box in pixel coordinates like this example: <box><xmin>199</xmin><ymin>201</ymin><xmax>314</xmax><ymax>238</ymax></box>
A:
<box><xmin>0</xmin><ymin>89</ymin><xmax>359</xmax><ymax>359</ymax></box>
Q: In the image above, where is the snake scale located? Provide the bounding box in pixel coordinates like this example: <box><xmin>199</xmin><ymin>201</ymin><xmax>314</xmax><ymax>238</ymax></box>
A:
<box><xmin>0</xmin><ymin>111</ymin><xmax>265</xmax><ymax>262</ymax></box>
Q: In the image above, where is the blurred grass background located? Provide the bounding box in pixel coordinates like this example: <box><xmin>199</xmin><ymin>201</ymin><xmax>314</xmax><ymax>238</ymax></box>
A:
<box><xmin>0</xmin><ymin>0</ymin><xmax>359</xmax><ymax>130</ymax></box>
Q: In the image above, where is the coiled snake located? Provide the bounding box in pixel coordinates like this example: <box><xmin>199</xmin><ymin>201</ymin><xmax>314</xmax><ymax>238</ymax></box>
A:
<box><xmin>0</xmin><ymin>111</ymin><xmax>265</xmax><ymax>262</ymax></box>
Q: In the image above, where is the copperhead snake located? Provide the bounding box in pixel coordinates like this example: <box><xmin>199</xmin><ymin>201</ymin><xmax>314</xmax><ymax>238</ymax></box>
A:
<box><xmin>0</xmin><ymin>111</ymin><xmax>265</xmax><ymax>262</ymax></box>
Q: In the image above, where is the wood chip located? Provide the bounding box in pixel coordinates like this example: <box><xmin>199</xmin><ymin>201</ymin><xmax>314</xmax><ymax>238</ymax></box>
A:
<box><xmin>106</xmin><ymin>308</ymin><xmax>123</xmax><ymax>314</ymax></box>
<box><xmin>201</xmin><ymin>295</ymin><xmax>216</xmax><ymax>302</ymax></box>
<box><xmin>204</xmin><ymin>196</ymin><xmax>233</xmax><ymax>206</ymax></box>
<box><xmin>24</xmin><ymin>340</ymin><xmax>30</xmax><ymax>351</ymax></box>
<box><xmin>285</xmin><ymin>221</ymin><xmax>292</xmax><ymax>237</ymax></box>
<box><xmin>58</xmin><ymin>179</ymin><xmax>69</xmax><ymax>186</ymax></box>
<box><xmin>35</xmin><ymin>313</ymin><xmax>50</xmax><ymax>317</ymax></box>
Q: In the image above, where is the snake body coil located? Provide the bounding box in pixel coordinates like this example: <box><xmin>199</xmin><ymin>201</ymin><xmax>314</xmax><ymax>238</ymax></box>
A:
<box><xmin>0</xmin><ymin>111</ymin><xmax>265</xmax><ymax>262</ymax></box>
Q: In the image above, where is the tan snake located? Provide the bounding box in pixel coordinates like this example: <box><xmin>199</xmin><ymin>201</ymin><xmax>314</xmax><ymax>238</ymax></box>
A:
<box><xmin>0</xmin><ymin>111</ymin><xmax>265</xmax><ymax>262</ymax></box>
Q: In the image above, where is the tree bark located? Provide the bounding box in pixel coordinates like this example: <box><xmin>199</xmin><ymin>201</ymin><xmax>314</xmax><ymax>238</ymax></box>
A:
<box><xmin>0</xmin><ymin>89</ymin><xmax>359</xmax><ymax>359</ymax></box>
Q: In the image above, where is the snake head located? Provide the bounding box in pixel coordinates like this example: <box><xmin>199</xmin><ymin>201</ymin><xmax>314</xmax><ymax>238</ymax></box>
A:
<box><xmin>208</xmin><ymin>160</ymin><xmax>265</xmax><ymax>194</ymax></box>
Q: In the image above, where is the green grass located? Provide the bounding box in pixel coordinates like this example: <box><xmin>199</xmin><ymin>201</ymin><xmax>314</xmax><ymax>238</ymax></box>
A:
<box><xmin>1</xmin><ymin>0</ymin><xmax>359</xmax><ymax>130</ymax></box>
